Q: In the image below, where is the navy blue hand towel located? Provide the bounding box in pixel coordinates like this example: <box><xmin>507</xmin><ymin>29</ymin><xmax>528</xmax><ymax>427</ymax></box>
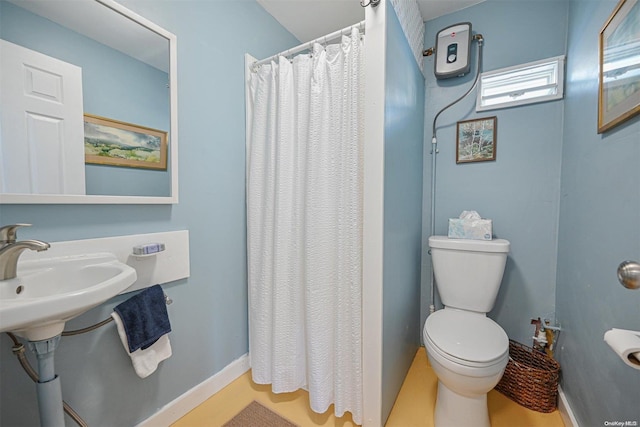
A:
<box><xmin>114</xmin><ymin>285</ymin><xmax>171</xmax><ymax>353</ymax></box>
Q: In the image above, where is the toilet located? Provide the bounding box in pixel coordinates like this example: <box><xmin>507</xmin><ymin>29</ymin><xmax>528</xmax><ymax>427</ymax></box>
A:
<box><xmin>423</xmin><ymin>236</ymin><xmax>510</xmax><ymax>427</ymax></box>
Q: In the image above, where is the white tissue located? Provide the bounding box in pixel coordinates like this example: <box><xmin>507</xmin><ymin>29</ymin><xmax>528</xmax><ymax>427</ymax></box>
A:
<box><xmin>604</xmin><ymin>328</ymin><xmax>640</xmax><ymax>370</ymax></box>
<box><xmin>459</xmin><ymin>210</ymin><xmax>482</xmax><ymax>220</ymax></box>
<box><xmin>448</xmin><ymin>210</ymin><xmax>492</xmax><ymax>240</ymax></box>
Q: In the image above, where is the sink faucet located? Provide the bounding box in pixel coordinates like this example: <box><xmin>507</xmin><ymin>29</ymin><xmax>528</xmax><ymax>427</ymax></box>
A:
<box><xmin>0</xmin><ymin>224</ymin><xmax>50</xmax><ymax>280</ymax></box>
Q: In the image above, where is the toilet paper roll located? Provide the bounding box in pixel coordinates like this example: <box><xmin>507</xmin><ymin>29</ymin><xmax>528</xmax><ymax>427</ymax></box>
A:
<box><xmin>604</xmin><ymin>328</ymin><xmax>640</xmax><ymax>370</ymax></box>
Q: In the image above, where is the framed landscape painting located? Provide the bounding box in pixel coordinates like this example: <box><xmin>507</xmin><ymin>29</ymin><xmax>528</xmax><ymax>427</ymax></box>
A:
<box><xmin>84</xmin><ymin>114</ymin><xmax>168</xmax><ymax>170</ymax></box>
<box><xmin>598</xmin><ymin>0</ymin><xmax>640</xmax><ymax>133</ymax></box>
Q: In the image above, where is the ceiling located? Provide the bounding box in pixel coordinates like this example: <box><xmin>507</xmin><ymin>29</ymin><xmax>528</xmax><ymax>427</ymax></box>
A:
<box><xmin>257</xmin><ymin>0</ymin><xmax>486</xmax><ymax>43</ymax></box>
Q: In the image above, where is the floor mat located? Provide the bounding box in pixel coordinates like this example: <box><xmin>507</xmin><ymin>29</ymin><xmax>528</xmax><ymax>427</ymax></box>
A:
<box><xmin>223</xmin><ymin>400</ymin><xmax>298</xmax><ymax>427</ymax></box>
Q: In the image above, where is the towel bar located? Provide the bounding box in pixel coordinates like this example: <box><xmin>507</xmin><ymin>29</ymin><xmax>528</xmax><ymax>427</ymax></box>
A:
<box><xmin>61</xmin><ymin>292</ymin><xmax>172</xmax><ymax>336</ymax></box>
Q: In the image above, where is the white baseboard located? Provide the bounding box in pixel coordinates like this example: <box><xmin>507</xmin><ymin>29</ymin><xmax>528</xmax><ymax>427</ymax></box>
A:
<box><xmin>137</xmin><ymin>353</ymin><xmax>250</xmax><ymax>427</ymax></box>
<box><xmin>558</xmin><ymin>385</ymin><xmax>579</xmax><ymax>427</ymax></box>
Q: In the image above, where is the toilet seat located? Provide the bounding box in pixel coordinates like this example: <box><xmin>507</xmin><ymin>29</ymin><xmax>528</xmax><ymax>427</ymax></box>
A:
<box><xmin>424</xmin><ymin>309</ymin><xmax>508</xmax><ymax>367</ymax></box>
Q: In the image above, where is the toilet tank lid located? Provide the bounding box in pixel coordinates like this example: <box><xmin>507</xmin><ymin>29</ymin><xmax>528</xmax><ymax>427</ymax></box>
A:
<box><xmin>429</xmin><ymin>236</ymin><xmax>510</xmax><ymax>253</ymax></box>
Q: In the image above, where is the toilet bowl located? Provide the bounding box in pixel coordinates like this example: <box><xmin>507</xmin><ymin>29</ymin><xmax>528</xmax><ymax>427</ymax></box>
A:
<box><xmin>425</xmin><ymin>236</ymin><xmax>511</xmax><ymax>427</ymax></box>
<box><xmin>423</xmin><ymin>308</ymin><xmax>508</xmax><ymax>427</ymax></box>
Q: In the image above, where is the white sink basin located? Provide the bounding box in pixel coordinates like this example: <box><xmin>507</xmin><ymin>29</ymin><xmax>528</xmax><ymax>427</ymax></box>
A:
<box><xmin>0</xmin><ymin>252</ymin><xmax>137</xmax><ymax>341</ymax></box>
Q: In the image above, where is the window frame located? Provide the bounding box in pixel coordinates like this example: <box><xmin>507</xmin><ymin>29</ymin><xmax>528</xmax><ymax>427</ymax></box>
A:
<box><xmin>476</xmin><ymin>55</ymin><xmax>565</xmax><ymax>111</ymax></box>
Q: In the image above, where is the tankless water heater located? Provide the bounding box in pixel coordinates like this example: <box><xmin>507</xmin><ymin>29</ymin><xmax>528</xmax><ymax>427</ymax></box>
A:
<box><xmin>434</xmin><ymin>22</ymin><xmax>472</xmax><ymax>80</ymax></box>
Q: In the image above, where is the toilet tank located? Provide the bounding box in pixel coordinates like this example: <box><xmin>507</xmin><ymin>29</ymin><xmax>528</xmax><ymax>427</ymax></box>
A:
<box><xmin>429</xmin><ymin>236</ymin><xmax>510</xmax><ymax>313</ymax></box>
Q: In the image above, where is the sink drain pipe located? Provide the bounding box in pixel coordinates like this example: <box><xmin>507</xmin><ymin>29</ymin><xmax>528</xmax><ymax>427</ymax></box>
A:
<box><xmin>6</xmin><ymin>332</ymin><xmax>88</xmax><ymax>427</ymax></box>
<box><xmin>5</xmin><ymin>314</ymin><xmax>120</xmax><ymax>426</ymax></box>
<box><xmin>30</xmin><ymin>336</ymin><xmax>64</xmax><ymax>427</ymax></box>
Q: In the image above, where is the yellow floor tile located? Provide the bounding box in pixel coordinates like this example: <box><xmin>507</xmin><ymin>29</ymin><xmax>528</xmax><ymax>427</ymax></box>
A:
<box><xmin>173</xmin><ymin>347</ymin><xmax>564</xmax><ymax>427</ymax></box>
<box><xmin>172</xmin><ymin>371</ymin><xmax>356</xmax><ymax>426</ymax></box>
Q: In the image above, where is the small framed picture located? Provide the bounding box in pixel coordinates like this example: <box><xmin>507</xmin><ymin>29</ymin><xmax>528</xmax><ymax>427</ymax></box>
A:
<box><xmin>84</xmin><ymin>114</ymin><xmax>168</xmax><ymax>170</ymax></box>
<box><xmin>456</xmin><ymin>116</ymin><xmax>497</xmax><ymax>164</ymax></box>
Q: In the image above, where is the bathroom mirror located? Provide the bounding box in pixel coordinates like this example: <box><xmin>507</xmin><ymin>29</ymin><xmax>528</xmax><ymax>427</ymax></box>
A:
<box><xmin>0</xmin><ymin>0</ymin><xmax>178</xmax><ymax>204</ymax></box>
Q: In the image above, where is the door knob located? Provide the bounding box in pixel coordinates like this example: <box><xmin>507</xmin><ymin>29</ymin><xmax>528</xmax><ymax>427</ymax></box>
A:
<box><xmin>617</xmin><ymin>261</ymin><xmax>640</xmax><ymax>290</ymax></box>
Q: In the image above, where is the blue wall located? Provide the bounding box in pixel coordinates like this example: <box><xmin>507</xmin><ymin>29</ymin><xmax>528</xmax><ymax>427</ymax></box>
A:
<box><xmin>421</xmin><ymin>0</ymin><xmax>569</xmax><ymax>345</ymax></box>
<box><xmin>0</xmin><ymin>1</ymin><xmax>298</xmax><ymax>425</ymax></box>
<box><xmin>3</xmin><ymin>1</ymin><xmax>636</xmax><ymax>425</ymax></box>
<box><xmin>0</xmin><ymin>0</ymin><xmax>170</xmax><ymax>197</ymax></box>
<box><xmin>556</xmin><ymin>0</ymin><xmax>640</xmax><ymax>424</ymax></box>
<box><xmin>382</xmin><ymin>5</ymin><xmax>424</xmax><ymax>423</ymax></box>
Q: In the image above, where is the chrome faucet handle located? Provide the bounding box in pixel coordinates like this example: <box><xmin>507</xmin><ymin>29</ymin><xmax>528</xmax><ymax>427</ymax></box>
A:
<box><xmin>0</xmin><ymin>224</ymin><xmax>32</xmax><ymax>244</ymax></box>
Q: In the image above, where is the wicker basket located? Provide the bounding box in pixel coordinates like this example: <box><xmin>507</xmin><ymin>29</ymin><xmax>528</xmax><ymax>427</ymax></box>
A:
<box><xmin>495</xmin><ymin>340</ymin><xmax>560</xmax><ymax>413</ymax></box>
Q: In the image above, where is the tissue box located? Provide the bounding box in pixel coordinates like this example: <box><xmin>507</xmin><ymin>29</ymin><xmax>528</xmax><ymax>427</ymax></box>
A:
<box><xmin>448</xmin><ymin>218</ymin><xmax>493</xmax><ymax>240</ymax></box>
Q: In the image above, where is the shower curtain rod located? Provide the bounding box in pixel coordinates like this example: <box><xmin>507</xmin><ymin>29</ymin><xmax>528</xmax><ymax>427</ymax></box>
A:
<box><xmin>251</xmin><ymin>20</ymin><xmax>365</xmax><ymax>71</ymax></box>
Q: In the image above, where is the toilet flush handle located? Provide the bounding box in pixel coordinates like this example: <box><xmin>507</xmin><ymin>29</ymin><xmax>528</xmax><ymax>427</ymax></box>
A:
<box><xmin>617</xmin><ymin>261</ymin><xmax>640</xmax><ymax>290</ymax></box>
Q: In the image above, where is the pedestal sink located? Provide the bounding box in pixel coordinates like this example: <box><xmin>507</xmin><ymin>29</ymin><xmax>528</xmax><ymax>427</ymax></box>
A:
<box><xmin>0</xmin><ymin>252</ymin><xmax>137</xmax><ymax>340</ymax></box>
<box><xmin>0</xmin><ymin>252</ymin><xmax>137</xmax><ymax>426</ymax></box>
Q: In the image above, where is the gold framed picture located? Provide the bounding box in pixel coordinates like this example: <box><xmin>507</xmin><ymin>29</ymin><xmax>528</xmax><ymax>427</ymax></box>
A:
<box><xmin>456</xmin><ymin>116</ymin><xmax>497</xmax><ymax>164</ymax></box>
<box><xmin>84</xmin><ymin>114</ymin><xmax>168</xmax><ymax>170</ymax></box>
<box><xmin>598</xmin><ymin>0</ymin><xmax>640</xmax><ymax>133</ymax></box>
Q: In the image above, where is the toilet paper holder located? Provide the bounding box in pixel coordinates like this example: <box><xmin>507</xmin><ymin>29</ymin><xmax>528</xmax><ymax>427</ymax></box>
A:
<box><xmin>604</xmin><ymin>328</ymin><xmax>640</xmax><ymax>371</ymax></box>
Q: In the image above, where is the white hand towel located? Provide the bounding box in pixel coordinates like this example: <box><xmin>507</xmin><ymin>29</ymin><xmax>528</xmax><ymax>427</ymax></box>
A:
<box><xmin>112</xmin><ymin>312</ymin><xmax>172</xmax><ymax>378</ymax></box>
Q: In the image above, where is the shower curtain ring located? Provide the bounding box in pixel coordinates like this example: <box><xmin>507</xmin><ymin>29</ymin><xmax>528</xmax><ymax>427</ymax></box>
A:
<box><xmin>360</xmin><ymin>0</ymin><xmax>380</xmax><ymax>7</ymax></box>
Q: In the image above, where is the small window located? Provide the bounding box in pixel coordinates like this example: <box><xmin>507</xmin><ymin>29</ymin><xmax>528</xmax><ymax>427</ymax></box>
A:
<box><xmin>476</xmin><ymin>56</ymin><xmax>565</xmax><ymax>111</ymax></box>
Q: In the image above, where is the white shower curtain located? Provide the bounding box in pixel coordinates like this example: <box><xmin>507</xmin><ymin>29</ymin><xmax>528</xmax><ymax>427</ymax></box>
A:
<box><xmin>247</xmin><ymin>29</ymin><xmax>363</xmax><ymax>424</ymax></box>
